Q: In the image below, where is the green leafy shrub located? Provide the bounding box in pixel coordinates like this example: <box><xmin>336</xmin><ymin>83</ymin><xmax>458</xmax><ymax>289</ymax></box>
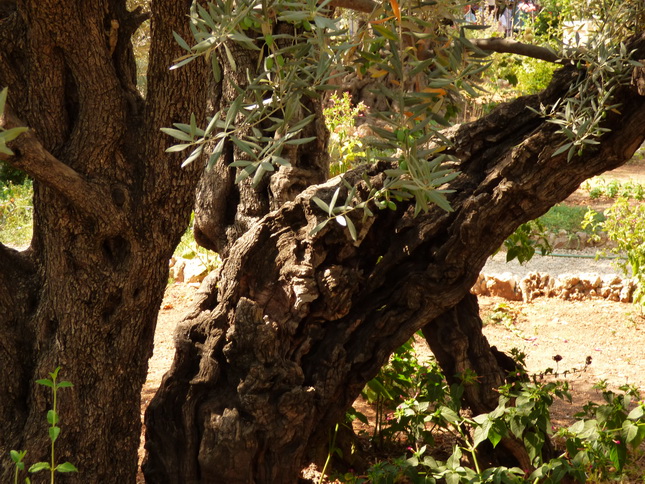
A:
<box><xmin>587</xmin><ymin>197</ymin><xmax>645</xmax><ymax>306</ymax></box>
<box><xmin>358</xmin><ymin>336</ymin><xmax>454</xmax><ymax>451</ymax></box>
<box><xmin>0</xmin><ymin>180</ymin><xmax>33</xmax><ymax>248</ymax></box>
<box><xmin>340</xmin><ymin>324</ymin><xmax>645</xmax><ymax>483</ymax></box>
<box><xmin>582</xmin><ymin>177</ymin><xmax>645</xmax><ymax>201</ymax></box>
<box><xmin>539</xmin><ymin>203</ymin><xmax>604</xmax><ymax>234</ymax></box>
<box><xmin>503</xmin><ymin>219</ymin><xmax>551</xmax><ymax>264</ymax></box>
<box><xmin>514</xmin><ymin>56</ymin><xmax>558</xmax><ymax>94</ymax></box>
<box><xmin>343</xmin><ymin>372</ymin><xmax>645</xmax><ymax>484</ymax></box>
<box><xmin>557</xmin><ymin>382</ymin><xmax>645</xmax><ymax>482</ymax></box>
<box><xmin>502</xmin><ymin>203</ymin><xmax>605</xmax><ymax>265</ymax></box>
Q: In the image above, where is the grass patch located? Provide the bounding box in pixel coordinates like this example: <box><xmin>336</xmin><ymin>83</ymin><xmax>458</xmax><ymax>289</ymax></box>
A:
<box><xmin>538</xmin><ymin>203</ymin><xmax>605</xmax><ymax>234</ymax></box>
<box><xmin>0</xmin><ymin>180</ymin><xmax>33</xmax><ymax>248</ymax></box>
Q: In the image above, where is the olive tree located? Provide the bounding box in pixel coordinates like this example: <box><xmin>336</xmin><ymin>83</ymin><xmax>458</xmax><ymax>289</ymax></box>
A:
<box><xmin>0</xmin><ymin>0</ymin><xmax>644</xmax><ymax>483</ymax></box>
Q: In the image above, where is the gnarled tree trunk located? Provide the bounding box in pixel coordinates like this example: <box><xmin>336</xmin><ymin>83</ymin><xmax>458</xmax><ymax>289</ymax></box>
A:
<box><xmin>0</xmin><ymin>1</ymin><xmax>210</xmax><ymax>481</ymax></box>
<box><xmin>144</xmin><ymin>37</ymin><xmax>645</xmax><ymax>483</ymax></box>
<box><xmin>423</xmin><ymin>293</ymin><xmax>537</xmax><ymax>471</ymax></box>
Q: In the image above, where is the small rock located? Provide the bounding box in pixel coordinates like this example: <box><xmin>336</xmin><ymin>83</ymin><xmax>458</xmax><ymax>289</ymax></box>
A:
<box><xmin>170</xmin><ymin>258</ymin><xmax>186</xmax><ymax>282</ymax></box>
<box><xmin>183</xmin><ymin>258</ymin><xmax>208</xmax><ymax>284</ymax></box>
<box><xmin>486</xmin><ymin>273</ymin><xmax>521</xmax><ymax>301</ymax></box>
<box><xmin>552</xmin><ymin>235</ymin><xmax>571</xmax><ymax>249</ymax></box>
<box><xmin>576</xmin><ymin>232</ymin><xmax>589</xmax><ymax>247</ymax></box>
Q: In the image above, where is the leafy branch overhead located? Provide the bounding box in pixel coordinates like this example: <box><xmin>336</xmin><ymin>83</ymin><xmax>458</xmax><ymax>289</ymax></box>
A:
<box><xmin>534</xmin><ymin>20</ymin><xmax>645</xmax><ymax>162</ymax></box>
<box><xmin>162</xmin><ymin>0</ymin><xmax>644</xmax><ymax>243</ymax></box>
<box><xmin>310</xmin><ymin>152</ymin><xmax>458</xmax><ymax>241</ymax></box>
<box><xmin>163</xmin><ymin>0</ymin><xmax>350</xmax><ymax>185</ymax></box>
<box><xmin>162</xmin><ymin>0</ymin><xmax>485</xmax><ymax>236</ymax></box>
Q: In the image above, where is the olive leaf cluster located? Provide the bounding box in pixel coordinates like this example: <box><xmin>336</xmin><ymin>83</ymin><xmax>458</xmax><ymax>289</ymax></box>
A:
<box><xmin>542</xmin><ymin>42</ymin><xmax>639</xmax><ymax>162</ymax></box>
<box><xmin>537</xmin><ymin>6</ymin><xmax>643</xmax><ymax>162</ymax></box>
<box><xmin>163</xmin><ymin>0</ymin><xmax>489</xmax><ymax>239</ymax></box>
<box><xmin>307</xmin><ymin>2</ymin><xmax>488</xmax><ymax>237</ymax></box>
<box><xmin>163</xmin><ymin>0</ymin><xmax>352</xmax><ymax>185</ymax></box>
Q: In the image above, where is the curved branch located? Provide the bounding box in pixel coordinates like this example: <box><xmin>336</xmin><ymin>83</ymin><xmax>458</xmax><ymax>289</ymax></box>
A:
<box><xmin>329</xmin><ymin>0</ymin><xmax>376</xmax><ymax>13</ymax></box>
<box><xmin>122</xmin><ymin>6</ymin><xmax>151</xmax><ymax>37</ymax></box>
<box><xmin>0</xmin><ymin>108</ymin><xmax>122</xmax><ymax>227</ymax></box>
<box><xmin>329</xmin><ymin>2</ymin><xmax>562</xmax><ymax>63</ymax></box>
<box><xmin>469</xmin><ymin>37</ymin><xmax>560</xmax><ymax>63</ymax></box>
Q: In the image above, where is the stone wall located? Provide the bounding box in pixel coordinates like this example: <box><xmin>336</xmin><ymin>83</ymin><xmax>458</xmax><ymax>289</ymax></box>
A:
<box><xmin>473</xmin><ymin>271</ymin><xmax>636</xmax><ymax>303</ymax></box>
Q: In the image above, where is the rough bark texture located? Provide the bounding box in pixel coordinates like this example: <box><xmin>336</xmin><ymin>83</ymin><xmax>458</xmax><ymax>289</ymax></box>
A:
<box><xmin>0</xmin><ymin>1</ymin><xmax>209</xmax><ymax>482</ymax></box>
<box><xmin>144</xmin><ymin>35</ymin><xmax>645</xmax><ymax>483</ymax></box>
<box><xmin>423</xmin><ymin>293</ymin><xmax>508</xmax><ymax>416</ymax></box>
<box><xmin>192</xmin><ymin>36</ymin><xmax>329</xmax><ymax>257</ymax></box>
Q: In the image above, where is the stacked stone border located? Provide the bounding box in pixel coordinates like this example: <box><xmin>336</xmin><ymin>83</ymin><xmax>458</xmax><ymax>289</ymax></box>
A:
<box><xmin>473</xmin><ymin>272</ymin><xmax>635</xmax><ymax>303</ymax></box>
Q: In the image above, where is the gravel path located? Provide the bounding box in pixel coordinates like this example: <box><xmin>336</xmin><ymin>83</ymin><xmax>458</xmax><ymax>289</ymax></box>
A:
<box><xmin>483</xmin><ymin>248</ymin><xmax>627</xmax><ymax>278</ymax></box>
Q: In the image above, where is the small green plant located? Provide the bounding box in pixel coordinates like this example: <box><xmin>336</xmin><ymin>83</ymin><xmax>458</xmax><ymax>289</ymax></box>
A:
<box><xmin>318</xmin><ymin>423</ymin><xmax>340</xmax><ymax>484</ymax></box>
<box><xmin>502</xmin><ymin>203</ymin><xmax>607</xmax><ymax>265</ymax></box>
<box><xmin>556</xmin><ymin>382</ymin><xmax>645</xmax><ymax>481</ymax></box>
<box><xmin>10</xmin><ymin>450</ymin><xmax>27</xmax><ymax>484</ymax></box>
<box><xmin>359</xmin><ymin>335</ymin><xmax>454</xmax><ymax>451</ymax></box>
<box><xmin>485</xmin><ymin>303</ymin><xmax>529</xmax><ymax>341</ymax></box>
<box><xmin>10</xmin><ymin>367</ymin><xmax>78</xmax><ymax>483</ymax></box>
<box><xmin>503</xmin><ymin>219</ymin><xmax>551</xmax><ymax>264</ymax></box>
<box><xmin>582</xmin><ymin>176</ymin><xmax>645</xmax><ymax>201</ymax></box>
<box><xmin>323</xmin><ymin>92</ymin><xmax>368</xmax><ymax>177</ymax></box>
<box><xmin>586</xmin><ymin>198</ymin><xmax>645</xmax><ymax>306</ymax></box>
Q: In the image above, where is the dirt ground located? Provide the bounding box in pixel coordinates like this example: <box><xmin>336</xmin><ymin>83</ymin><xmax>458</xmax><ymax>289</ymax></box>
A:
<box><xmin>481</xmin><ymin>296</ymin><xmax>645</xmax><ymax>425</ymax></box>
<box><xmin>137</xmin><ymin>158</ymin><xmax>645</xmax><ymax>479</ymax></box>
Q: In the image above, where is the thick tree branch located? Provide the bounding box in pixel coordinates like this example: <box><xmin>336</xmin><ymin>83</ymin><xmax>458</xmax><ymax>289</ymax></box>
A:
<box><xmin>142</xmin><ymin>0</ymin><xmax>211</xmax><ymax>227</ymax></box>
<box><xmin>0</xmin><ymin>108</ymin><xmax>123</xmax><ymax>227</ymax></box>
<box><xmin>327</xmin><ymin>1</ymin><xmax>562</xmax><ymax>64</ymax></box>
<box><xmin>145</xmin><ymin>44</ymin><xmax>645</xmax><ymax>479</ymax></box>
<box><xmin>329</xmin><ymin>0</ymin><xmax>376</xmax><ymax>13</ymax></box>
<box><xmin>122</xmin><ymin>6</ymin><xmax>150</xmax><ymax>36</ymax></box>
<box><xmin>469</xmin><ymin>37</ymin><xmax>560</xmax><ymax>63</ymax></box>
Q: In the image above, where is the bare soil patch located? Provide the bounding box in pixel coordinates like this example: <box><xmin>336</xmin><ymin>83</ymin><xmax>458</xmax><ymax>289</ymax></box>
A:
<box><xmin>481</xmin><ymin>296</ymin><xmax>645</xmax><ymax>424</ymax></box>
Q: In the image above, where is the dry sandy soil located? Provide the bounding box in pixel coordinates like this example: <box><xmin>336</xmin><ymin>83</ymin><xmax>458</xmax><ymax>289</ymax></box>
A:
<box><xmin>137</xmin><ymin>159</ymin><xmax>645</xmax><ymax>479</ymax></box>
